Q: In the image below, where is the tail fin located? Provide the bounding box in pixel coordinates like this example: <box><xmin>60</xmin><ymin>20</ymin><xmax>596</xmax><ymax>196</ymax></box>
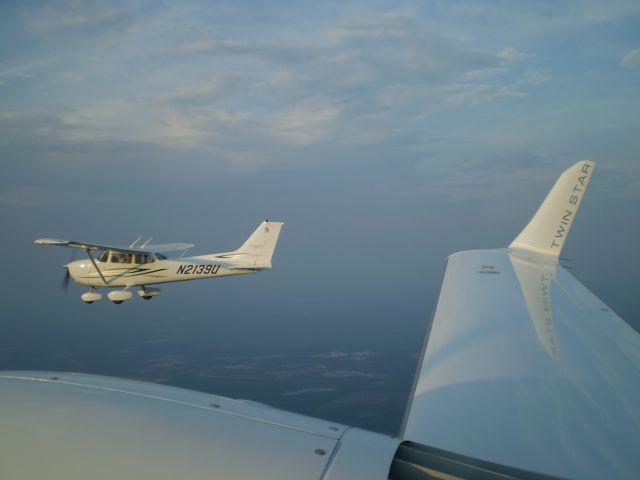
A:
<box><xmin>233</xmin><ymin>220</ymin><xmax>284</xmax><ymax>268</ymax></box>
<box><xmin>510</xmin><ymin>160</ymin><xmax>595</xmax><ymax>257</ymax></box>
<box><xmin>197</xmin><ymin>220</ymin><xmax>284</xmax><ymax>268</ymax></box>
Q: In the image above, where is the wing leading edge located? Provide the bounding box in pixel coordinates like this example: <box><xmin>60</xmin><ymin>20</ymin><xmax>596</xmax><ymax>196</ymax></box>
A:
<box><xmin>400</xmin><ymin>161</ymin><xmax>640</xmax><ymax>479</ymax></box>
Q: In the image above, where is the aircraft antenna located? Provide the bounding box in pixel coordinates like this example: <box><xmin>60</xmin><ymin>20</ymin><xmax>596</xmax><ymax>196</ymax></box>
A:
<box><xmin>129</xmin><ymin>236</ymin><xmax>143</xmax><ymax>248</ymax></box>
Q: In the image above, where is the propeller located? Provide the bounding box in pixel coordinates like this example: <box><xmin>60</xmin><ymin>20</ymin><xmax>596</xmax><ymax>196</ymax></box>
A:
<box><xmin>61</xmin><ymin>250</ymin><xmax>79</xmax><ymax>292</ymax></box>
<box><xmin>61</xmin><ymin>266</ymin><xmax>71</xmax><ymax>291</ymax></box>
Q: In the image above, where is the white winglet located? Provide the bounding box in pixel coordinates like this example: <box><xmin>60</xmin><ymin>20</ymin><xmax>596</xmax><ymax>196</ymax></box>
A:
<box><xmin>510</xmin><ymin>160</ymin><xmax>595</xmax><ymax>257</ymax></box>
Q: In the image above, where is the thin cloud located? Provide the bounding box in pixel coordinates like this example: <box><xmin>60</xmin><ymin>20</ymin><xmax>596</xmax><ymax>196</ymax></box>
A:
<box><xmin>620</xmin><ymin>48</ymin><xmax>640</xmax><ymax>67</ymax></box>
<box><xmin>2</xmin><ymin>1</ymin><xmax>637</xmax><ymax>181</ymax></box>
<box><xmin>498</xmin><ymin>47</ymin><xmax>531</xmax><ymax>62</ymax></box>
<box><xmin>155</xmin><ymin>76</ymin><xmax>240</xmax><ymax>106</ymax></box>
<box><xmin>22</xmin><ymin>0</ymin><xmax>134</xmax><ymax>34</ymax></box>
<box><xmin>515</xmin><ymin>70</ymin><xmax>552</xmax><ymax>86</ymax></box>
<box><xmin>442</xmin><ymin>83</ymin><xmax>527</xmax><ymax>107</ymax></box>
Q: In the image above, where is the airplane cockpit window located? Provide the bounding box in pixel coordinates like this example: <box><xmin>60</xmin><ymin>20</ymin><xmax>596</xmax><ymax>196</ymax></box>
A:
<box><xmin>96</xmin><ymin>250</ymin><xmax>109</xmax><ymax>262</ymax></box>
<box><xmin>156</xmin><ymin>253</ymin><xmax>167</xmax><ymax>260</ymax></box>
<box><xmin>111</xmin><ymin>253</ymin><xmax>131</xmax><ymax>264</ymax></box>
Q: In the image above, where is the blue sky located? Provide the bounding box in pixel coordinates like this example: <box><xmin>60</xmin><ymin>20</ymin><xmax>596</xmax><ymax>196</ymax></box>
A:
<box><xmin>0</xmin><ymin>0</ymin><xmax>639</xmax><ymax>417</ymax></box>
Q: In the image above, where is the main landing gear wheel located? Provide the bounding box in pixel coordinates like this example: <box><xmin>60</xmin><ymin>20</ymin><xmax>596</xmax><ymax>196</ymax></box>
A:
<box><xmin>107</xmin><ymin>290</ymin><xmax>132</xmax><ymax>304</ymax></box>
<box><xmin>138</xmin><ymin>288</ymin><xmax>160</xmax><ymax>300</ymax></box>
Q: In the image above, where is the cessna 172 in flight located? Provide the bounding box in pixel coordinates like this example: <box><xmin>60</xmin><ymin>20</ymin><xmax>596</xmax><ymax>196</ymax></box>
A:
<box><xmin>2</xmin><ymin>161</ymin><xmax>639</xmax><ymax>479</ymax></box>
<box><xmin>34</xmin><ymin>220</ymin><xmax>283</xmax><ymax>304</ymax></box>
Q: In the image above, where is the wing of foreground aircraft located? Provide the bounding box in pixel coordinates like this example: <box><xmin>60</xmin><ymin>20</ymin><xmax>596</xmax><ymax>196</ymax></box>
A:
<box><xmin>397</xmin><ymin>161</ymin><xmax>640</xmax><ymax>479</ymax></box>
<box><xmin>2</xmin><ymin>161</ymin><xmax>638</xmax><ymax>479</ymax></box>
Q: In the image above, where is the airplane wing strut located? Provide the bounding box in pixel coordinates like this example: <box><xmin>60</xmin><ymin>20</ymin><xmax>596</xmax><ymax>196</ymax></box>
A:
<box><xmin>85</xmin><ymin>248</ymin><xmax>109</xmax><ymax>285</ymax></box>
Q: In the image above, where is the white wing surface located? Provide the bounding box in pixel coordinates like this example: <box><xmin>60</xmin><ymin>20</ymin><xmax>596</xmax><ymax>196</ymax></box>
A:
<box><xmin>400</xmin><ymin>161</ymin><xmax>640</xmax><ymax>479</ymax></box>
<box><xmin>0</xmin><ymin>372</ymin><xmax>399</xmax><ymax>480</ymax></box>
<box><xmin>34</xmin><ymin>238</ymin><xmax>194</xmax><ymax>254</ymax></box>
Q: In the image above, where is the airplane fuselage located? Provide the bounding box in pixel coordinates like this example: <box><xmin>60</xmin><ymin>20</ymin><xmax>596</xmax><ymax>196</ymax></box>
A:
<box><xmin>68</xmin><ymin>258</ymin><xmax>257</xmax><ymax>288</ymax></box>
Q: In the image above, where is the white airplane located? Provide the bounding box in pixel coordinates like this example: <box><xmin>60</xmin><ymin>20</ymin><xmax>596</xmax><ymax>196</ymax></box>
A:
<box><xmin>2</xmin><ymin>162</ymin><xmax>639</xmax><ymax>479</ymax></box>
<box><xmin>34</xmin><ymin>220</ymin><xmax>283</xmax><ymax>304</ymax></box>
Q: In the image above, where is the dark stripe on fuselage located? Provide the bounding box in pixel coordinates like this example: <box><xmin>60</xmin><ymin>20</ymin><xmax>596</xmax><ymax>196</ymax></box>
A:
<box><xmin>80</xmin><ymin>268</ymin><xmax>168</xmax><ymax>279</ymax></box>
<box><xmin>123</xmin><ymin>268</ymin><xmax>168</xmax><ymax>277</ymax></box>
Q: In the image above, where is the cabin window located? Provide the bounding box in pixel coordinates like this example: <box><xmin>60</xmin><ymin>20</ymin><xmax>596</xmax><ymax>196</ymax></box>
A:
<box><xmin>156</xmin><ymin>253</ymin><xmax>167</xmax><ymax>260</ymax></box>
<box><xmin>111</xmin><ymin>253</ymin><xmax>131</xmax><ymax>264</ymax></box>
<box><xmin>127</xmin><ymin>253</ymin><xmax>154</xmax><ymax>265</ymax></box>
<box><xmin>97</xmin><ymin>250</ymin><xmax>109</xmax><ymax>262</ymax></box>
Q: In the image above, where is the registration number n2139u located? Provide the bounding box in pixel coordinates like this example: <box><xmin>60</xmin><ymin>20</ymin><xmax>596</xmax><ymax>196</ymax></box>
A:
<box><xmin>176</xmin><ymin>264</ymin><xmax>221</xmax><ymax>275</ymax></box>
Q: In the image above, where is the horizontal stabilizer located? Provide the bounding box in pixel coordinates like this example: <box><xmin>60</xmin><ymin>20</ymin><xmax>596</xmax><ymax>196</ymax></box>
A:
<box><xmin>510</xmin><ymin>160</ymin><xmax>595</xmax><ymax>257</ymax></box>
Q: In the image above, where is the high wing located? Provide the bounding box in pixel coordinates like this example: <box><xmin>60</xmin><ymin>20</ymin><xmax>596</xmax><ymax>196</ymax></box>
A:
<box><xmin>141</xmin><ymin>243</ymin><xmax>195</xmax><ymax>252</ymax></box>
<box><xmin>398</xmin><ymin>161</ymin><xmax>640</xmax><ymax>479</ymax></box>
<box><xmin>34</xmin><ymin>238</ymin><xmax>195</xmax><ymax>254</ymax></box>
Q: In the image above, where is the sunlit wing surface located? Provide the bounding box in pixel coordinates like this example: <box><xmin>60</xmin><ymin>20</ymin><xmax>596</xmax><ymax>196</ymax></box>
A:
<box><xmin>400</xmin><ymin>161</ymin><xmax>640</xmax><ymax>479</ymax></box>
<box><xmin>0</xmin><ymin>372</ymin><xmax>399</xmax><ymax>480</ymax></box>
<box><xmin>400</xmin><ymin>249</ymin><xmax>640</xmax><ymax>479</ymax></box>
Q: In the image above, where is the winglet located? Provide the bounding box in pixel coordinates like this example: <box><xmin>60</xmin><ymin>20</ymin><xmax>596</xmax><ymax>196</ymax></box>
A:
<box><xmin>510</xmin><ymin>160</ymin><xmax>595</xmax><ymax>257</ymax></box>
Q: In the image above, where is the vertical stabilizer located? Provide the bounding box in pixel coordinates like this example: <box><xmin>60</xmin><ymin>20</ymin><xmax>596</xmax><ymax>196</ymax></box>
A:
<box><xmin>233</xmin><ymin>220</ymin><xmax>284</xmax><ymax>268</ymax></box>
<box><xmin>510</xmin><ymin>161</ymin><xmax>595</xmax><ymax>257</ymax></box>
<box><xmin>195</xmin><ymin>220</ymin><xmax>284</xmax><ymax>268</ymax></box>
